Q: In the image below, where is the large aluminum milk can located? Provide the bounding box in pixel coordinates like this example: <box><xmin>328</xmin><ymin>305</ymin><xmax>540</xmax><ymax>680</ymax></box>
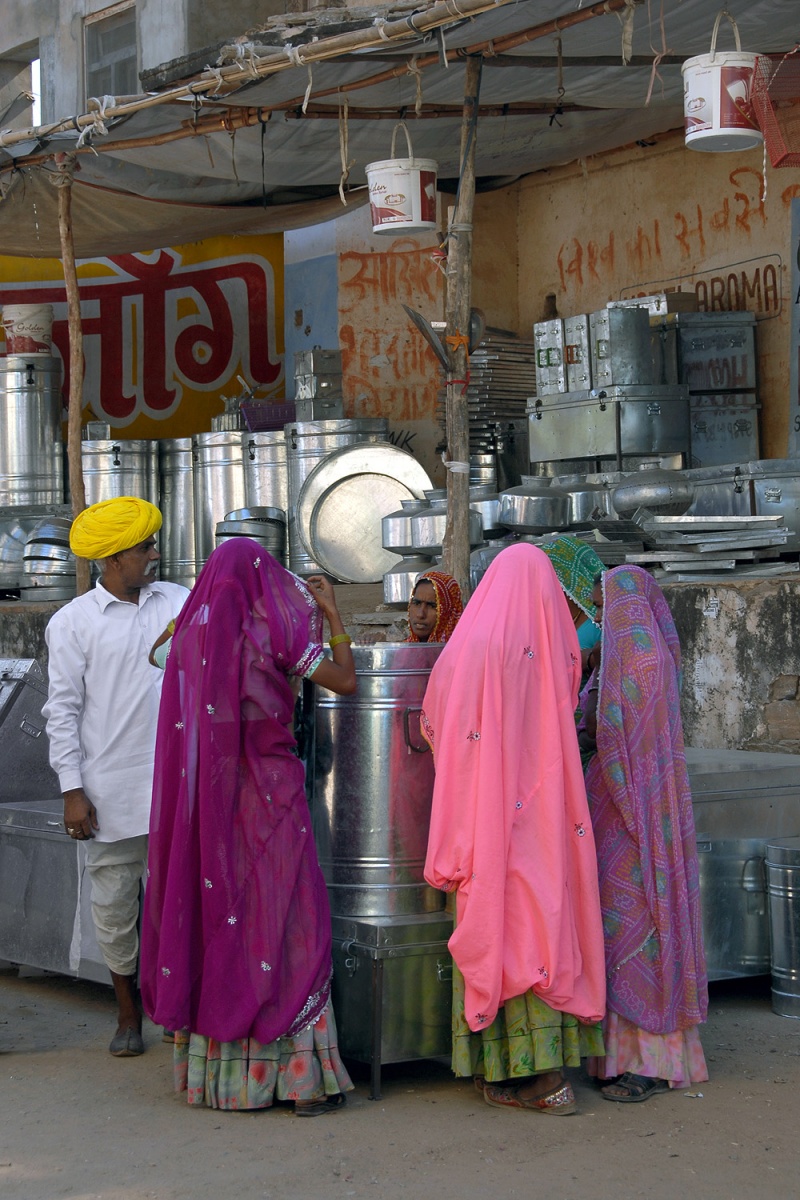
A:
<box><xmin>311</xmin><ymin>642</ymin><xmax>445</xmax><ymax>918</ymax></box>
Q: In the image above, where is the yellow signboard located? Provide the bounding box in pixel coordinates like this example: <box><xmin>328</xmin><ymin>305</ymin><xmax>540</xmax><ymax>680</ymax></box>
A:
<box><xmin>0</xmin><ymin>234</ymin><xmax>284</xmax><ymax>438</ymax></box>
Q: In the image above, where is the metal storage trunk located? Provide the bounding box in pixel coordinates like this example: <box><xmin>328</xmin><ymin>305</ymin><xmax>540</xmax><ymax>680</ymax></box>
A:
<box><xmin>687</xmin><ymin>748</ymin><xmax>800</xmax><ymax>982</ymax></box>
<box><xmin>527</xmin><ymin>385</ymin><xmax>690</xmax><ymax>465</ymax></box>
<box><xmin>81</xmin><ymin>439</ymin><xmax>159</xmax><ymax>508</ymax></box>
<box><xmin>675</xmin><ymin>311</ymin><xmax>757</xmax><ymax>394</ymax></box>
<box><xmin>0</xmin><ymin>798</ymin><xmax>108</xmax><ymax>983</ymax></box>
<box><xmin>747</xmin><ymin>459</ymin><xmax>800</xmax><ymax>552</ymax></box>
<box><xmin>563</xmin><ymin>315</ymin><xmax>592</xmax><ymax>392</ymax></box>
<box><xmin>330</xmin><ymin>912</ymin><xmax>453</xmax><ymax>1098</ymax></box>
<box><xmin>689</xmin><ymin>395</ymin><xmax>760</xmax><ymax>467</ymax></box>
<box><xmin>589</xmin><ymin>306</ymin><xmax>653</xmax><ymax>388</ymax></box>
<box><xmin>0</xmin><ymin>660</ymin><xmax>59</xmax><ymax>805</ymax></box>
<box><xmin>533</xmin><ymin>318</ymin><xmax>565</xmax><ymax>395</ymax></box>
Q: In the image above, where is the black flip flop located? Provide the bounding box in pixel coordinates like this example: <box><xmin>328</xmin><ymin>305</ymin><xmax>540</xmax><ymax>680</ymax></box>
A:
<box><xmin>601</xmin><ymin>1072</ymin><xmax>669</xmax><ymax>1103</ymax></box>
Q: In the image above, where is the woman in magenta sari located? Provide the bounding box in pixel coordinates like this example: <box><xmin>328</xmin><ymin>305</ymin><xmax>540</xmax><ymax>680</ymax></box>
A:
<box><xmin>583</xmin><ymin>565</ymin><xmax>708</xmax><ymax>1102</ymax></box>
<box><xmin>141</xmin><ymin>538</ymin><xmax>356</xmax><ymax>1114</ymax></box>
<box><xmin>422</xmin><ymin>544</ymin><xmax>606</xmax><ymax>1114</ymax></box>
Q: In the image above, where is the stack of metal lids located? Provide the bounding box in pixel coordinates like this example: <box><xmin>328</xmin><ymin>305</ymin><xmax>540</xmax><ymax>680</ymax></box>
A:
<box><xmin>625</xmin><ymin>514</ymin><xmax>796</xmax><ymax>579</ymax></box>
<box><xmin>20</xmin><ymin>517</ymin><xmax>76</xmax><ymax>602</ymax></box>
<box><xmin>436</xmin><ymin>329</ymin><xmax>536</xmax><ymax>455</ymax></box>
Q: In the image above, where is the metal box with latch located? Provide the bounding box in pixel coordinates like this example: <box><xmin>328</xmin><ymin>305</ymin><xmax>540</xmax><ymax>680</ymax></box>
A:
<box><xmin>330</xmin><ymin>912</ymin><xmax>453</xmax><ymax>1099</ymax></box>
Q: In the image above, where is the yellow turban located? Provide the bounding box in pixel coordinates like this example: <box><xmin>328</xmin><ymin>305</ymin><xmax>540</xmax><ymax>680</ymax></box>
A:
<box><xmin>69</xmin><ymin>496</ymin><xmax>162</xmax><ymax>560</ymax></box>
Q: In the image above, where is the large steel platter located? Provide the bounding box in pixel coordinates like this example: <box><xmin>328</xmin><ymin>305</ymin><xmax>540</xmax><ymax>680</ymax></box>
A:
<box><xmin>297</xmin><ymin>443</ymin><xmax>432</xmax><ymax>583</ymax></box>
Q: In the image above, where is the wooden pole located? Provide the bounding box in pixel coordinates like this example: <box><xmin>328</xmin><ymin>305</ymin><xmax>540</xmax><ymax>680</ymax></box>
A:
<box><xmin>442</xmin><ymin>55</ymin><xmax>481</xmax><ymax>599</ymax></box>
<box><xmin>55</xmin><ymin>154</ymin><xmax>90</xmax><ymax>595</ymax></box>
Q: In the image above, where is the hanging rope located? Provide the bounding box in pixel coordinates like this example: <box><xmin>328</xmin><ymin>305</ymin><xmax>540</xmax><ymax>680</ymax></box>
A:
<box><xmin>338</xmin><ymin>96</ymin><xmax>355</xmax><ymax>205</ymax></box>
<box><xmin>617</xmin><ymin>0</ymin><xmax>638</xmax><ymax>65</ymax></box>
<box><xmin>407</xmin><ymin>57</ymin><xmax>425</xmax><ymax>116</ymax></box>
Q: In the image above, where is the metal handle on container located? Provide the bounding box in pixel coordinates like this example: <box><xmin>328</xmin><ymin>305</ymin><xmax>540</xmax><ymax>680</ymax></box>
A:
<box><xmin>403</xmin><ymin>707</ymin><xmax>429</xmax><ymax>754</ymax></box>
<box><xmin>764</xmin><ymin>487</ymin><xmax>782</xmax><ymax>503</ymax></box>
<box><xmin>341</xmin><ymin>940</ymin><xmax>359</xmax><ymax>976</ymax></box>
<box><xmin>533</xmin><ymin>398</ymin><xmax>543</xmax><ymax>421</ymax></box>
<box><xmin>20</xmin><ymin>716</ymin><xmax>43</xmax><ymax>738</ymax></box>
<box><xmin>436</xmin><ymin>959</ymin><xmax>453</xmax><ymax>983</ymax></box>
<box><xmin>247</xmin><ymin>439</ymin><xmax>256</xmax><ymax>461</ymax></box>
<box><xmin>112</xmin><ymin>443</ymin><xmax>121</xmax><ymax>466</ymax></box>
<box><xmin>647</xmin><ymin>403</ymin><xmax>662</xmax><ymax>416</ymax></box>
<box><xmin>742</xmin><ymin>856</ymin><xmax>765</xmax><ymax>893</ymax></box>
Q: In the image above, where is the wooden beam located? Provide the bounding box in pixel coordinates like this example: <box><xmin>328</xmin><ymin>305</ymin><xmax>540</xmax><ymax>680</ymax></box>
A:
<box><xmin>442</xmin><ymin>55</ymin><xmax>481</xmax><ymax>600</ymax></box>
<box><xmin>55</xmin><ymin>155</ymin><xmax>90</xmax><ymax>596</ymax></box>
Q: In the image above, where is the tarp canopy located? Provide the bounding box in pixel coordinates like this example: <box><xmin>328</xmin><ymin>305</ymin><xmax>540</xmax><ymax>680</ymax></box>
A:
<box><xmin>0</xmin><ymin>0</ymin><xmax>793</xmax><ymax>256</ymax></box>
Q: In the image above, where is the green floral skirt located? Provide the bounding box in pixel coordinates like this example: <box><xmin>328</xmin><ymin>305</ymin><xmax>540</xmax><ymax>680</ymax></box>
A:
<box><xmin>451</xmin><ymin>964</ymin><xmax>604</xmax><ymax>1081</ymax></box>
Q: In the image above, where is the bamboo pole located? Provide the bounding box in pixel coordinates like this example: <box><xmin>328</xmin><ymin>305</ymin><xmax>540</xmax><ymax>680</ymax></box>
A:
<box><xmin>55</xmin><ymin>154</ymin><xmax>90</xmax><ymax>595</ymax></box>
<box><xmin>441</xmin><ymin>55</ymin><xmax>481</xmax><ymax>600</ymax></box>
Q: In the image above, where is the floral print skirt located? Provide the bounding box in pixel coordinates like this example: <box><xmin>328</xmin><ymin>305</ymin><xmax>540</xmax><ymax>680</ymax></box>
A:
<box><xmin>174</xmin><ymin>998</ymin><xmax>354</xmax><ymax>1111</ymax></box>
<box><xmin>451</xmin><ymin>964</ymin><xmax>604</xmax><ymax>1082</ymax></box>
<box><xmin>588</xmin><ymin>1010</ymin><xmax>708</xmax><ymax>1089</ymax></box>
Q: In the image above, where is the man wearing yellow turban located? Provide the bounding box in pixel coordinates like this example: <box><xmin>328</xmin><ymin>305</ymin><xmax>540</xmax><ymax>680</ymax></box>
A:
<box><xmin>43</xmin><ymin>496</ymin><xmax>190</xmax><ymax>1057</ymax></box>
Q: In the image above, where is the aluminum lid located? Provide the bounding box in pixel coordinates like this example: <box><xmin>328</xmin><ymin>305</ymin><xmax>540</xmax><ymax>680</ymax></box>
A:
<box><xmin>764</xmin><ymin>836</ymin><xmax>800</xmax><ymax>865</ymax></box>
<box><xmin>297</xmin><ymin>443</ymin><xmax>432</xmax><ymax>584</ymax></box>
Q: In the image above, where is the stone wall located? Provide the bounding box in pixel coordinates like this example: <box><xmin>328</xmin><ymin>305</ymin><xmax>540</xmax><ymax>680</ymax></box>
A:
<box><xmin>663</xmin><ymin>577</ymin><xmax>800</xmax><ymax>754</ymax></box>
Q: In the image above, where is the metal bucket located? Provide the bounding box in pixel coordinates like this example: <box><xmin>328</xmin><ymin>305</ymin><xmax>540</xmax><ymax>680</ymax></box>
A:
<box><xmin>215</xmin><ymin>509</ymin><xmax>286</xmax><ymax>565</ymax></box>
<box><xmin>311</xmin><ymin>642</ymin><xmax>445</xmax><ymax>917</ymax></box>
<box><xmin>158</xmin><ymin>437</ymin><xmax>196</xmax><ymax>588</ymax></box>
<box><xmin>695</xmin><ymin>836</ymin><xmax>770</xmax><ymax>981</ymax></box>
<box><xmin>285</xmin><ymin>418</ymin><xmax>388</xmax><ymax>575</ymax></box>
<box><xmin>382</xmin><ymin>554</ymin><xmax>435</xmax><ymax>605</ymax></box>
<box><xmin>242</xmin><ymin>430</ymin><xmax>288</xmax><ymax>514</ymax></box>
<box><xmin>81</xmin><ymin>439</ymin><xmax>159</xmax><ymax>508</ymax></box>
<box><xmin>765</xmin><ymin>836</ymin><xmax>800</xmax><ymax>1018</ymax></box>
<box><xmin>0</xmin><ymin>356</ymin><xmax>63</xmax><ymax>506</ymax></box>
<box><xmin>192</xmin><ymin>432</ymin><xmax>246</xmax><ymax>568</ymax></box>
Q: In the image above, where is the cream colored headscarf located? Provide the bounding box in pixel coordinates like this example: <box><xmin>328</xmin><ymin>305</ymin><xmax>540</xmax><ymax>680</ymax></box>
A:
<box><xmin>69</xmin><ymin>496</ymin><xmax>162</xmax><ymax>559</ymax></box>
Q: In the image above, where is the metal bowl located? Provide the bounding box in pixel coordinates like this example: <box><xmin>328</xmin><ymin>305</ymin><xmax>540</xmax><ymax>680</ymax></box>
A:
<box><xmin>498</xmin><ymin>484</ymin><xmax>570</xmax><ymax>534</ymax></box>
<box><xmin>611</xmin><ymin>469</ymin><xmax>694</xmax><ymax>516</ymax></box>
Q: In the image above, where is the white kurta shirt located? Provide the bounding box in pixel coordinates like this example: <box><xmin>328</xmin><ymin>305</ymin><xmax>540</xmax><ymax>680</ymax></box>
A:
<box><xmin>43</xmin><ymin>579</ymin><xmax>190</xmax><ymax>842</ymax></box>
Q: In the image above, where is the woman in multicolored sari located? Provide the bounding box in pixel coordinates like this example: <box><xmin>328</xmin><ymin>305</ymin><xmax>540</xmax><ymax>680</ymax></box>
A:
<box><xmin>540</xmin><ymin>535</ymin><xmax>604</xmax><ymax>669</ymax></box>
<box><xmin>583</xmin><ymin>565</ymin><xmax>708</xmax><ymax>1102</ymax></box>
<box><xmin>406</xmin><ymin>569</ymin><xmax>464</xmax><ymax>644</ymax></box>
<box><xmin>421</xmin><ymin>543</ymin><xmax>606</xmax><ymax>1114</ymax></box>
<box><xmin>141</xmin><ymin>538</ymin><xmax>356</xmax><ymax>1114</ymax></box>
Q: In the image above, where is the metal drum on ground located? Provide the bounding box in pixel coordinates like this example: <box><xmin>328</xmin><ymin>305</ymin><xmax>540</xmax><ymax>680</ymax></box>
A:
<box><xmin>765</xmin><ymin>836</ymin><xmax>800</xmax><ymax>1018</ymax></box>
<box><xmin>81</xmin><ymin>439</ymin><xmax>159</xmax><ymax>509</ymax></box>
<box><xmin>242</xmin><ymin>430</ymin><xmax>288</xmax><ymax>514</ymax></box>
<box><xmin>311</xmin><ymin>643</ymin><xmax>445</xmax><ymax>917</ymax></box>
<box><xmin>285</xmin><ymin>419</ymin><xmax>388</xmax><ymax>575</ymax></box>
<box><xmin>0</xmin><ymin>356</ymin><xmax>63</xmax><ymax>506</ymax></box>
<box><xmin>158</xmin><ymin>437</ymin><xmax>196</xmax><ymax>588</ymax></box>
<box><xmin>192</xmin><ymin>432</ymin><xmax>246</xmax><ymax>568</ymax></box>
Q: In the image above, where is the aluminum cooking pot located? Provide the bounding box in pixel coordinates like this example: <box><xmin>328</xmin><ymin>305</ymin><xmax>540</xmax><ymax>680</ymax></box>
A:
<box><xmin>498</xmin><ymin>484</ymin><xmax>570</xmax><ymax>534</ymax></box>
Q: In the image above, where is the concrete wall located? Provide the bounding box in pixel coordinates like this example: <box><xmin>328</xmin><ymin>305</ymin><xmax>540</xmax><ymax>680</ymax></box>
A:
<box><xmin>664</xmin><ymin>577</ymin><xmax>800</xmax><ymax>754</ymax></box>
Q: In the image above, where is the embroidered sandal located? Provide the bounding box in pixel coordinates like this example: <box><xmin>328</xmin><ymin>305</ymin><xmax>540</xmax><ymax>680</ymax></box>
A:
<box><xmin>600</xmin><ymin>1072</ymin><xmax>670</xmax><ymax>1103</ymax></box>
<box><xmin>483</xmin><ymin>1080</ymin><xmax>576</xmax><ymax>1115</ymax></box>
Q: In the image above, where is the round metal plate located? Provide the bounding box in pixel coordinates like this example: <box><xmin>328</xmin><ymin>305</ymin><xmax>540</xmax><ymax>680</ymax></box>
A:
<box><xmin>297</xmin><ymin>444</ymin><xmax>432</xmax><ymax>583</ymax></box>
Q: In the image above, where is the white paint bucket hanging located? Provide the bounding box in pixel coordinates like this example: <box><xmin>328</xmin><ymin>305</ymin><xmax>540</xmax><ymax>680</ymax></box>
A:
<box><xmin>682</xmin><ymin>10</ymin><xmax>762</xmax><ymax>152</ymax></box>
<box><xmin>366</xmin><ymin>122</ymin><xmax>438</xmax><ymax>235</ymax></box>
<box><xmin>2</xmin><ymin>304</ymin><xmax>54</xmax><ymax>355</ymax></box>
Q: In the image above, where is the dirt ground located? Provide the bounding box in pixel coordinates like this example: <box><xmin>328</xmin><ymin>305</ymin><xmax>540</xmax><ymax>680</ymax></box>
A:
<box><xmin>1</xmin><ymin>967</ymin><xmax>799</xmax><ymax>1200</ymax></box>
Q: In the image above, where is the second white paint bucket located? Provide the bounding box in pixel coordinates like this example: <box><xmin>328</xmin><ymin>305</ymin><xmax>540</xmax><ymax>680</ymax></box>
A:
<box><xmin>682</xmin><ymin>12</ymin><xmax>762</xmax><ymax>152</ymax></box>
<box><xmin>366</xmin><ymin>122</ymin><xmax>438</xmax><ymax>236</ymax></box>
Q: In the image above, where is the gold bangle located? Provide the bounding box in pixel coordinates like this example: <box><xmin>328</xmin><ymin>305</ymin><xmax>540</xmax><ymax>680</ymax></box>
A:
<box><xmin>328</xmin><ymin>633</ymin><xmax>352</xmax><ymax>648</ymax></box>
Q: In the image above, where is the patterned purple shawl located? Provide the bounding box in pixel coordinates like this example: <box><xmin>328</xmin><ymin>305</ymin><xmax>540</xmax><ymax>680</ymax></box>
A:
<box><xmin>584</xmin><ymin>565</ymin><xmax>707</xmax><ymax>1035</ymax></box>
<box><xmin>140</xmin><ymin>539</ymin><xmax>332</xmax><ymax>1043</ymax></box>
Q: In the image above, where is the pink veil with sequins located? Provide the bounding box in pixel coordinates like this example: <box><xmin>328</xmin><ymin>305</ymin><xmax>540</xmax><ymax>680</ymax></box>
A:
<box><xmin>141</xmin><ymin>538</ymin><xmax>332</xmax><ymax>1044</ymax></box>
<box><xmin>421</xmin><ymin>543</ymin><xmax>606</xmax><ymax>1032</ymax></box>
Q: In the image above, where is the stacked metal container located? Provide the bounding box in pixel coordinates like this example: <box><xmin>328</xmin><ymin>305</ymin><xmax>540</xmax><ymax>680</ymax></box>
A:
<box><xmin>529</xmin><ymin>303</ymin><xmax>692</xmax><ymax>473</ymax></box>
<box><xmin>158</xmin><ymin>438</ymin><xmax>197</xmax><ymax>588</ymax></box>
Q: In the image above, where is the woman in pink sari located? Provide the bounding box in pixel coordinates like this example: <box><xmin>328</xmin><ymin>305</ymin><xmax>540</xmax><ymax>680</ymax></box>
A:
<box><xmin>141</xmin><ymin>538</ymin><xmax>356</xmax><ymax>1114</ymax></box>
<box><xmin>421</xmin><ymin>544</ymin><xmax>606</xmax><ymax>1114</ymax></box>
<box><xmin>583</xmin><ymin>565</ymin><xmax>708</xmax><ymax>1102</ymax></box>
